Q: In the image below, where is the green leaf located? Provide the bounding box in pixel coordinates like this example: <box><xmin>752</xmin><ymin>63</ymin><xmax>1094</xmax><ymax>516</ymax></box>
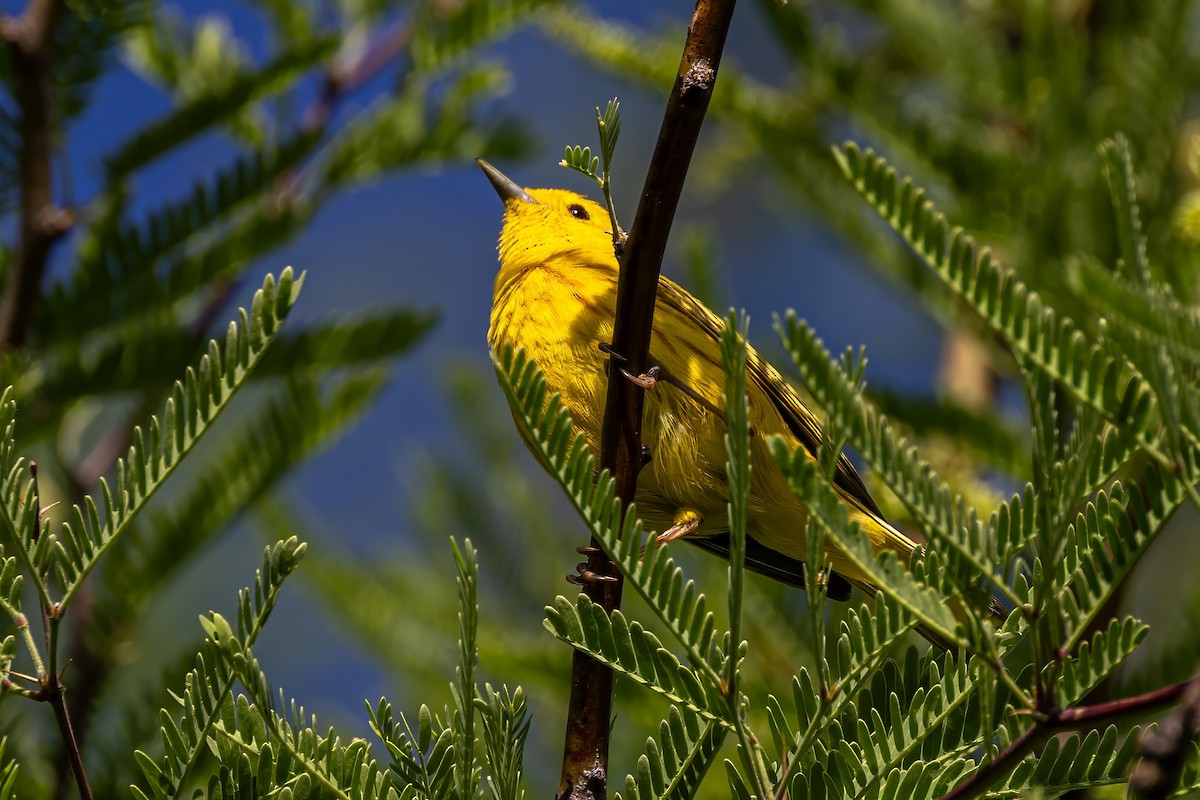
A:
<box><xmin>833</xmin><ymin>142</ymin><xmax>1174</xmax><ymax>473</ymax></box>
<box><xmin>992</xmin><ymin>725</ymin><xmax>1141</xmax><ymax>798</ymax></box>
<box><xmin>451</xmin><ymin>538</ymin><xmax>481</xmax><ymax>800</ymax></box>
<box><xmin>1057</xmin><ymin>472</ymin><xmax>1185</xmax><ymax>651</ymax></box>
<box><xmin>490</xmin><ymin>343</ymin><xmax>724</xmax><ymax>683</ymax></box>
<box><xmin>1056</xmin><ymin>617</ymin><xmax>1149</xmax><ymax>706</ymax></box>
<box><xmin>478</xmin><ymin>683</ymin><xmax>530</xmax><ymax>800</ymax></box>
<box><xmin>617</xmin><ymin>707</ymin><xmax>726</xmax><ymax>800</ymax></box>
<box><xmin>46</xmin><ymin>134</ymin><xmax>318</xmax><ymax>342</ymax></box>
<box><xmin>89</xmin><ymin>371</ymin><xmax>386</xmax><ymax>656</ymax></box>
<box><xmin>721</xmin><ymin>310</ymin><xmax>751</xmax><ymax>685</ymax></box>
<box><xmin>132</xmin><ymin>536</ymin><xmax>306</xmax><ymax>799</ymax></box>
<box><xmin>776</xmin><ymin>314</ymin><xmax>1019</xmax><ymax>612</ymax></box>
<box><xmin>1099</xmin><ymin>134</ymin><xmax>1151</xmax><ymax>286</ymax></box>
<box><xmin>408</xmin><ymin>0</ymin><xmax>564</xmax><ymax>75</ymax></box>
<box><xmin>53</xmin><ymin>270</ymin><xmax>302</xmax><ymax>610</ymax></box>
<box><xmin>256</xmin><ymin>309</ymin><xmax>439</xmax><ymax>375</ymax></box>
<box><xmin>543</xmin><ymin>594</ymin><xmax>732</xmax><ymax>726</ymax></box>
<box><xmin>769</xmin><ymin>438</ymin><xmax>965</xmax><ymax>652</ymax></box>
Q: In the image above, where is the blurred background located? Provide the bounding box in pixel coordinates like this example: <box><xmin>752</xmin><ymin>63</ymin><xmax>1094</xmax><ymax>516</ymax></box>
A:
<box><xmin>3</xmin><ymin>0</ymin><xmax>1200</xmax><ymax>796</ymax></box>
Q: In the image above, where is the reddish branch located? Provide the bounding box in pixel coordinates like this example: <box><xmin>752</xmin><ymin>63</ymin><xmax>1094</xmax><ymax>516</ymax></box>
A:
<box><xmin>557</xmin><ymin>2</ymin><xmax>737</xmax><ymax>799</ymax></box>
<box><xmin>938</xmin><ymin>677</ymin><xmax>1191</xmax><ymax>800</ymax></box>
<box><xmin>0</xmin><ymin>0</ymin><xmax>72</xmax><ymax>350</ymax></box>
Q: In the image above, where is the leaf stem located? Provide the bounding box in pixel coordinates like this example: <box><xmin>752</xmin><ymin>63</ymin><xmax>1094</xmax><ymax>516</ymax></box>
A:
<box><xmin>993</xmin><ymin>659</ymin><xmax>1033</xmax><ymax>710</ymax></box>
<box><xmin>595</xmin><ymin>101</ymin><xmax>625</xmax><ymax>256</ymax></box>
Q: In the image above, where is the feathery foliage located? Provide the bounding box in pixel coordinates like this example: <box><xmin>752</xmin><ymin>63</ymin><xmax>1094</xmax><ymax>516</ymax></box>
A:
<box><xmin>105</xmin><ymin>37</ymin><xmax>336</xmax><ymax>178</ymax></box>
<box><xmin>367</xmin><ymin>538</ymin><xmax>532</xmax><ymax>800</ymax></box>
<box><xmin>132</xmin><ymin>536</ymin><xmax>307</xmax><ymax>800</ymax></box>
<box><xmin>616</xmin><ymin>707</ymin><xmax>725</xmax><ymax>800</ymax></box>
<box><xmin>8</xmin><ymin>2</ymin><xmax>1200</xmax><ymax>798</ymax></box>
<box><xmin>52</xmin><ymin>269</ymin><xmax>300</xmax><ymax>609</ymax></box>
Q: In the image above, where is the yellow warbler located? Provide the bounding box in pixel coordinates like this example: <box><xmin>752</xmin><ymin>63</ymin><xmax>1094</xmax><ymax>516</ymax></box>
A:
<box><xmin>478</xmin><ymin>158</ymin><xmax>971</xmax><ymax>618</ymax></box>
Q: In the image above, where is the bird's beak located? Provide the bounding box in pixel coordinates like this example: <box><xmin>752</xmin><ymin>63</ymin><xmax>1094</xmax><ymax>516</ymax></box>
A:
<box><xmin>476</xmin><ymin>158</ymin><xmax>536</xmax><ymax>205</ymax></box>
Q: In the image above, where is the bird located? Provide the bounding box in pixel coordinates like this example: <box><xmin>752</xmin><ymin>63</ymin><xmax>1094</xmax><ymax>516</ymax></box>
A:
<box><xmin>478</xmin><ymin>158</ymin><xmax>1001</xmax><ymax>636</ymax></box>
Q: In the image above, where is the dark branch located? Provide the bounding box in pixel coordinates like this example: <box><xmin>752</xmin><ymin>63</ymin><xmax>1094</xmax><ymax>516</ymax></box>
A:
<box><xmin>937</xmin><ymin>677</ymin><xmax>1190</xmax><ymax>800</ymax></box>
<box><xmin>0</xmin><ymin>0</ymin><xmax>72</xmax><ymax>350</ymax></box>
<box><xmin>557</xmin><ymin>2</ymin><xmax>737</xmax><ymax>799</ymax></box>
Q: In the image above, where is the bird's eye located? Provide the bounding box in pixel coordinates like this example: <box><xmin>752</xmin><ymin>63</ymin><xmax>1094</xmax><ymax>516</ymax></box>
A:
<box><xmin>568</xmin><ymin>204</ymin><xmax>590</xmax><ymax>220</ymax></box>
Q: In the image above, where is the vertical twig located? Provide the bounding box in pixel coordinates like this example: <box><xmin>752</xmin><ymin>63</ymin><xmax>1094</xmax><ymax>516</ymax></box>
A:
<box><xmin>557</xmin><ymin>2</ymin><xmax>737</xmax><ymax>798</ymax></box>
<box><xmin>0</xmin><ymin>0</ymin><xmax>73</xmax><ymax>350</ymax></box>
<box><xmin>26</xmin><ymin>461</ymin><xmax>93</xmax><ymax>800</ymax></box>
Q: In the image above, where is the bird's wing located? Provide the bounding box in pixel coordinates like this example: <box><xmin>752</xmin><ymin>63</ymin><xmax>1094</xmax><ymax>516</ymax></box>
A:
<box><xmin>686</xmin><ymin>533</ymin><xmax>853</xmax><ymax>600</ymax></box>
<box><xmin>655</xmin><ymin>276</ymin><xmax>884</xmax><ymax>518</ymax></box>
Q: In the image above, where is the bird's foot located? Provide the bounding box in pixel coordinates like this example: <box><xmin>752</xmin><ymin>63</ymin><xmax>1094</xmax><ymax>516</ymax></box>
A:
<box><xmin>599</xmin><ymin>342</ymin><xmax>728</xmax><ymax>422</ymax></box>
<box><xmin>620</xmin><ymin>365</ymin><xmax>662</xmax><ymax>390</ymax></box>
<box><xmin>566</xmin><ymin>545</ymin><xmax>620</xmax><ymax>586</ymax></box>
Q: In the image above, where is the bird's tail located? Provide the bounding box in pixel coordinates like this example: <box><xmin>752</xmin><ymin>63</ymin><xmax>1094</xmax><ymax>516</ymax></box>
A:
<box><xmin>852</xmin><ymin>515</ymin><xmax>1011</xmax><ymax>651</ymax></box>
<box><xmin>689</xmin><ymin>529</ymin><xmax>1009</xmax><ymax>652</ymax></box>
<box><xmin>847</xmin><ymin>575</ymin><xmax>1009</xmax><ymax>652</ymax></box>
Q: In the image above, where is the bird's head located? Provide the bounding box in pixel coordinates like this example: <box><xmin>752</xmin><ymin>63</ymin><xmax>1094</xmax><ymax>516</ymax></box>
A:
<box><xmin>477</xmin><ymin>159</ymin><xmax>617</xmax><ymax>283</ymax></box>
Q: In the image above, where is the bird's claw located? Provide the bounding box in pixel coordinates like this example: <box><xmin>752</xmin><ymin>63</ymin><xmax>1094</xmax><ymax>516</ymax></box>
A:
<box><xmin>619</xmin><ymin>365</ymin><xmax>662</xmax><ymax>390</ymax></box>
<box><xmin>568</xmin><ymin>546</ymin><xmax>619</xmax><ymax>585</ymax></box>
<box><xmin>567</xmin><ymin>564</ymin><xmax>620</xmax><ymax>586</ymax></box>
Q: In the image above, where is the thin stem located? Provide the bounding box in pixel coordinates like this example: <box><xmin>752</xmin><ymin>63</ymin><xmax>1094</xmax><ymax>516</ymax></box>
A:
<box><xmin>738</xmin><ymin>725</ymin><xmax>772</xmax><ymax>799</ymax></box>
<box><xmin>993</xmin><ymin>657</ymin><xmax>1034</xmax><ymax>710</ymax></box>
<box><xmin>595</xmin><ymin>106</ymin><xmax>624</xmax><ymax>255</ymax></box>
<box><xmin>773</xmin><ymin>700</ymin><xmax>828</xmax><ymax>800</ymax></box>
<box><xmin>557</xmin><ymin>2</ymin><xmax>737</xmax><ymax>798</ymax></box>
<box><xmin>42</xmin><ymin>617</ymin><xmax>92</xmax><ymax>800</ymax></box>
<box><xmin>301</xmin><ymin>17</ymin><xmax>411</xmax><ymax>133</ymax></box>
<box><xmin>22</xmin><ymin>460</ymin><xmax>94</xmax><ymax>800</ymax></box>
<box><xmin>731</xmin><ymin>695</ymin><xmax>770</xmax><ymax>798</ymax></box>
<box><xmin>281</xmin><ymin>15</ymin><xmax>413</xmax><ymax>204</ymax></box>
<box><xmin>0</xmin><ymin>461</ymin><xmax>53</xmax><ymax>666</ymax></box>
<box><xmin>7</xmin><ymin>609</ymin><xmax>45</xmax><ymax>678</ymax></box>
<box><xmin>2</xmin><ymin>677</ymin><xmax>39</xmax><ymax>699</ymax></box>
<box><xmin>1131</xmin><ymin>668</ymin><xmax>1200</xmax><ymax>800</ymax></box>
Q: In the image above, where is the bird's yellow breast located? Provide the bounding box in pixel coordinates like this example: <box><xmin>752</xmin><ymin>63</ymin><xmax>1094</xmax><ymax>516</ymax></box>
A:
<box><xmin>487</xmin><ymin>255</ymin><xmax>811</xmax><ymax>557</ymax></box>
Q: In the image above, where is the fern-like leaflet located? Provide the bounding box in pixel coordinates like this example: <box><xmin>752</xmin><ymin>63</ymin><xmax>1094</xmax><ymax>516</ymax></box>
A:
<box><xmin>53</xmin><ymin>269</ymin><xmax>302</xmax><ymax>610</ymax></box>
<box><xmin>131</xmin><ymin>536</ymin><xmax>306</xmax><ymax>800</ymax></box>
<box><xmin>834</xmin><ymin>143</ymin><xmax>1183</xmax><ymax>475</ymax></box>
<box><xmin>616</xmin><ymin>707</ymin><xmax>725</xmax><ymax>800</ymax></box>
